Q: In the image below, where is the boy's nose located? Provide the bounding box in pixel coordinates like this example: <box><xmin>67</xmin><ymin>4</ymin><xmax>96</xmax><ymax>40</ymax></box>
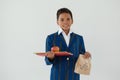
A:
<box><xmin>63</xmin><ymin>21</ymin><xmax>68</xmax><ymax>24</ymax></box>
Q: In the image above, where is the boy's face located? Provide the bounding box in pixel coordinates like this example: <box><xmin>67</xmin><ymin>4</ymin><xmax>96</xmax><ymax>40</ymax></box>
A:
<box><xmin>57</xmin><ymin>13</ymin><xmax>73</xmax><ymax>32</ymax></box>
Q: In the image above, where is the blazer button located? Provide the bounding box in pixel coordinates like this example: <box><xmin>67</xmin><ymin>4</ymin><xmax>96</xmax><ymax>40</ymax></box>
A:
<box><xmin>67</xmin><ymin>57</ymin><xmax>69</xmax><ymax>60</ymax></box>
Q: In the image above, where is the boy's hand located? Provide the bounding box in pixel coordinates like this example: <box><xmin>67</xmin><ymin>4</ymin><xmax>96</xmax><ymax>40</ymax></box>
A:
<box><xmin>46</xmin><ymin>52</ymin><xmax>55</xmax><ymax>60</ymax></box>
<box><xmin>83</xmin><ymin>52</ymin><xmax>91</xmax><ymax>59</ymax></box>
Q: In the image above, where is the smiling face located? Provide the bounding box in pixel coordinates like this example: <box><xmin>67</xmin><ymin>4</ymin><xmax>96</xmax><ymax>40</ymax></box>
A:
<box><xmin>57</xmin><ymin>13</ymin><xmax>73</xmax><ymax>35</ymax></box>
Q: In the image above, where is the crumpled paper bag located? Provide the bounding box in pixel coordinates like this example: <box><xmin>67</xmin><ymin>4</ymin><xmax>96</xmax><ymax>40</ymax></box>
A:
<box><xmin>74</xmin><ymin>54</ymin><xmax>91</xmax><ymax>75</ymax></box>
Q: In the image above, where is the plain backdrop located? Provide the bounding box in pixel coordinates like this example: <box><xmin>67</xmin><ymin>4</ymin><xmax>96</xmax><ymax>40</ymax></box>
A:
<box><xmin>0</xmin><ymin>0</ymin><xmax>120</xmax><ymax>80</ymax></box>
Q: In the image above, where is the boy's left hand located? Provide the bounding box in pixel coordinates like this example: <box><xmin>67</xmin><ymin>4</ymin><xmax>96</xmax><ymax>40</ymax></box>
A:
<box><xmin>83</xmin><ymin>52</ymin><xmax>91</xmax><ymax>59</ymax></box>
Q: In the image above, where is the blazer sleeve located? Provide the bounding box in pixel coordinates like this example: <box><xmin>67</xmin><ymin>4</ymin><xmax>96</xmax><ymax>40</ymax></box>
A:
<box><xmin>79</xmin><ymin>36</ymin><xmax>86</xmax><ymax>54</ymax></box>
<box><xmin>44</xmin><ymin>35</ymin><xmax>55</xmax><ymax>65</ymax></box>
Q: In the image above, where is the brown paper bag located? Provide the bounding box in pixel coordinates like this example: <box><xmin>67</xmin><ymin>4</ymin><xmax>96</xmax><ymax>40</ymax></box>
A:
<box><xmin>74</xmin><ymin>54</ymin><xmax>91</xmax><ymax>75</ymax></box>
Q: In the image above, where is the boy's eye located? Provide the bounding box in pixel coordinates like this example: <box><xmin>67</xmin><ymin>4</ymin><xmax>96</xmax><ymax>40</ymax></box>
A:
<box><xmin>67</xmin><ymin>18</ymin><xmax>70</xmax><ymax>21</ymax></box>
<box><xmin>60</xmin><ymin>19</ymin><xmax>64</xmax><ymax>22</ymax></box>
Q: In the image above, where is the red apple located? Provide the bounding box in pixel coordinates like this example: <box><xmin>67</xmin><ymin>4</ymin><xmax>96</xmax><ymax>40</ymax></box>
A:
<box><xmin>51</xmin><ymin>46</ymin><xmax>60</xmax><ymax>52</ymax></box>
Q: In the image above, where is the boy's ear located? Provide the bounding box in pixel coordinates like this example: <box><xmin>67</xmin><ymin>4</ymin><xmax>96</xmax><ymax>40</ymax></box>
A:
<box><xmin>57</xmin><ymin>21</ymin><xmax>59</xmax><ymax>25</ymax></box>
<box><xmin>72</xmin><ymin>20</ymin><xmax>73</xmax><ymax>24</ymax></box>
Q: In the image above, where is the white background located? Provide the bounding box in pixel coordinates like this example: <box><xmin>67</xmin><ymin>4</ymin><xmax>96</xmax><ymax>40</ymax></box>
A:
<box><xmin>0</xmin><ymin>0</ymin><xmax>120</xmax><ymax>80</ymax></box>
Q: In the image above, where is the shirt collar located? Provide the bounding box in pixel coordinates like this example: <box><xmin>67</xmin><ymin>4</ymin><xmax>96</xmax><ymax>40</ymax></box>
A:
<box><xmin>58</xmin><ymin>27</ymin><xmax>73</xmax><ymax>36</ymax></box>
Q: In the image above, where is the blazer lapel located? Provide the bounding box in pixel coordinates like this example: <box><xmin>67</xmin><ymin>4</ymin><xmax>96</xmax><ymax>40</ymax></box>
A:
<box><xmin>57</xmin><ymin>32</ymin><xmax>76</xmax><ymax>49</ymax></box>
<box><xmin>68</xmin><ymin>33</ymin><xmax>75</xmax><ymax>48</ymax></box>
<box><xmin>59</xmin><ymin>33</ymin><xmax>68</xmax><ymax>48</ymax></box>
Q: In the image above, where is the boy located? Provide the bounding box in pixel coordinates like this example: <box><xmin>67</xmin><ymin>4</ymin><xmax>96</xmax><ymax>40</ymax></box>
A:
<box><xmin>45</xmin><ymin>8</ymin><xmax>91</xmax><ymax>80</ymax></box>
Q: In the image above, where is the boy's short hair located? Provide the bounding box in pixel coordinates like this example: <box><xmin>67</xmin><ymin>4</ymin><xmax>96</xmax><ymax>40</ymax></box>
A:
<box><xmin>56</xmin><ymin>8</ymin><xmax>73</xmax><ymax>20</ymax></box>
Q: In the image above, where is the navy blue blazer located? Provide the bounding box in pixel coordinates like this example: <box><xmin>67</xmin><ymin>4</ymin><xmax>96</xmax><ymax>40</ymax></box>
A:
<box><xmin>45</xmin><ymin>32</ymin><xmax>86</xmax><ymax>80</ymax></box>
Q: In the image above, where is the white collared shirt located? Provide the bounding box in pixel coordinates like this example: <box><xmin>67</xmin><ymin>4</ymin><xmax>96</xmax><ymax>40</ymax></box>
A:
<box><xmin>58</xmin><ymin>28</ymin><xmax>73</xmax><ymax>47</ymax></box>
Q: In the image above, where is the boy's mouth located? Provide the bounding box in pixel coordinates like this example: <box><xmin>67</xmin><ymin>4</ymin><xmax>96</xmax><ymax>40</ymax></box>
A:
<box><xmin>63</xmin><ymin>24</ymin><xmax>69</xmax><ymax>27</ymax></box>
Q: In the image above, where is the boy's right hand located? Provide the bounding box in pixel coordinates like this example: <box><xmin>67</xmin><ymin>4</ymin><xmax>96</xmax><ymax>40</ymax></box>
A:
<box><xmin>46</xmin><ymin>51</ymin><xmax>55</xmax><ymax>60</ymax></box>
